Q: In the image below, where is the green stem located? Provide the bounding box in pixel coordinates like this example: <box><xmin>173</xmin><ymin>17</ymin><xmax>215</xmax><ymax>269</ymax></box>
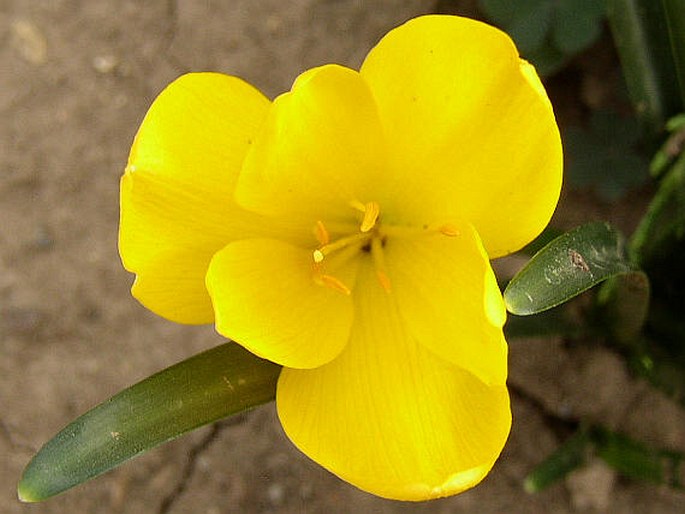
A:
<box><xmin>606</xmin><ymin>0</ymin><xmax>682</xmax><ymax>136</ymax></box>
<box><xmin>662</xmin><ymin>0</ymin><xmax>685</xmax><ymax>107</ymax></box>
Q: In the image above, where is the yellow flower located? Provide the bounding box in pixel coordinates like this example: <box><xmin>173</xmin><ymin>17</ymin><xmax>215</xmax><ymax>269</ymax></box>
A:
<box><xmin>119</xmin><ymin>15</ymin><xmax>562</xmax><ymax>500</ymax></box>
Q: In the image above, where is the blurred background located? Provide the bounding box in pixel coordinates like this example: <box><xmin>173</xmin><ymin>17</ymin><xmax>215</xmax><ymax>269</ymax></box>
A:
<box><xmin>2</xmin><ymin>0</ymin><xmax>684</xmax><ymax>512</ymax></box>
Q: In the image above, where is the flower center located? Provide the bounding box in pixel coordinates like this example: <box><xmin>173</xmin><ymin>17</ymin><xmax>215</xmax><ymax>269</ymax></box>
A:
<box><xmin>311</xmin><ymin>200</ymin><xmax>461</xmax><ymax>296</ymax></box>
<box><xmin>311</xmin><ymin>201</ymin><xmax>387</xmax><ymax>295</ymax></box>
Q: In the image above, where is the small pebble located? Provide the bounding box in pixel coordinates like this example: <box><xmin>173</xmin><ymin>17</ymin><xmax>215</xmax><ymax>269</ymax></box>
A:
<box><xmin>267</xmin><ymin>482</ymin><xmax>285</xmax><ymax>506</ymax></box>
<box><xmin>93</xmin><ymin>54</ymin><xmax>119</xmax><ymax>74</ymax></box>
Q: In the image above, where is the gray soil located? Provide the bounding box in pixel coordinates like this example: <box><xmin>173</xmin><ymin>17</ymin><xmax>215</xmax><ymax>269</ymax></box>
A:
<box><xmin>2</xmin><ymin>1</ymin><xmax>685</xmax><ymax>513</ymax></box>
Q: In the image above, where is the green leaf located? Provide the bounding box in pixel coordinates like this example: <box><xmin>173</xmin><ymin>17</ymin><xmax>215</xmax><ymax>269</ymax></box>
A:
<box><xmin>523</xmin><ymin>38</ymin><xmax>569</xmax><ymax>77</ymax></box>
<box><xmin>479</xmin><ymin>0</ymin><xmax>540</xmax><ymax>26</ymax></box>
<box><xmin>18</xmin><ymin>342</ymin><xmax>281</xmax><ymax>502</ymax></box>
<box><xmin>552</xmin><ymin>0</ymin><xmax>606</xmax><ymax>54</ymax></box>
<box><xmin>479</xmin><ymin>0</ymin><xmax>606</xmax><ymax>76</ymax></box>
<box><xmin>507</xmin><ymin>1</ymin><xmax>553</xmax><ymax>55</ymax></box>
<box><xmin>504</xmin><ymin>222</ymin><xmax>634</xmax><ymax>315</ymax></box>
<box><xmin>480</xmin><ymin>0</ymin><xmax>553</xmax><ymax>54</ymax></box>
<box><xmin>564</xmin><ymin>110</ymin><xmax>649</xmax><ymax>201</ymax></box>
<box><xmin>524</xmin><ymin>428</ymin><xmax>591</xmax><ymax>493</ymax></box>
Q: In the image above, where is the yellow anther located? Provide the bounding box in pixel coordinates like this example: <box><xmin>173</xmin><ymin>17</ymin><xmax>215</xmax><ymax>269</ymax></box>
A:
<box><xmin>360</xmin><ymin>201</ymin><xmax>380</xmax><ymax>233</ymax></box>
<box><xmin>314</xmin><ymin>220</ymin><xmax>330</xmax><ymax>246</ymax></box>
<box><xmin>439</xmin><ymin>224</ymin><xmax>460</xmax><ymax>237</ymax></box>
<box><xmin>318</xmin><ymin>274</ymin><xmax>352</xmax><ymax>295</ymax></box>
<box><xmin>313</xmin><ymin>249</ymin><xmax>325</xmax><ymax>263</ymax></box>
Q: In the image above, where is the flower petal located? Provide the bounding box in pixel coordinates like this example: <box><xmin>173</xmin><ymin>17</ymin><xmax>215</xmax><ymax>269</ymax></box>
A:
<box><xmin>277</xmin><ymin>261</ymin><xmax>511</xmax><ymax>500</ymax></box>
<box><xmin>206</xmin><ymin>239</ymin><xmax>355</xmax><ymax>369</ymax></box>
<box><xmin>120</xmin><ymin>73</ymin><xmax>271</xmax><ymax>323</ymax></box>
<box><xmin>129</xmin><ymin>72</ymin><xmax>269</xmax><ymax>192</ymax></box>
<box><xmin>386</xmin><ymin>224</ymin><xmax>507</xmax><ymax>385</ymax></box>
<box><xmin>361</xmin><ymin>15</ymin><xmax>563</xmax><ymax>257</ymax></box>
<box><xmin>236</xmin><ymin>65</ymin><xmax>390</xmax><ymax>222</ymax></box>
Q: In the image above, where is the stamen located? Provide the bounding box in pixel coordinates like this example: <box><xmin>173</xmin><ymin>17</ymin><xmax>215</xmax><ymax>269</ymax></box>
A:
<box><xmin>349</xmin><ymin>199</ymin><xmax>367</xmax><ymax>213</ymax></box>
<box><xmin>360</xmin><ymin>201</ymin><xmax>380</xmax><ymax>233</ymax></box>
<box><xmin>376</xmin><ymin>270</ymin><xmax>392</xmax><ymax>293</ymax></box>
<box><xmin>317</xmin><ymin>274</ymin><xmax>352</xmax><ymax>295</ymax></box>
<box><xmin>312</xmin><ymin>232</ymin><xmax>370</xmax><ymax>263</ymax></box>
<box><xmin>371</xmin><ymin>237</ymin><xmax>392</xmax><ymax>292</ymax></box>
<box><xmin>382</xmin><ymin>223</ymin><xmax>462</xmax><ymax>239</ymax></box>
<box><xmin>439</xmin><ymin>224</ymin><xmax>460</xmax><ymax>237</ymax></box>
<box><xmin>314</xmin><ymin>220</ymin><xmax>330</xmax><ymax>245</ymax></box>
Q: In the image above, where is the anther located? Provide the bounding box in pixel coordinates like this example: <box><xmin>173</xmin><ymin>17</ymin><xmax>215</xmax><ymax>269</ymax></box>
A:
<box><xmin>318</xmin><ymin>274</ymin><xmax>352</xmax><ymax>295</ymax></box>
<box><xmin>360</xmin><ymin>201</ymin><xmax>380</xmax><ymax>233</ymax></box>
<box><xmin>376</xmin><ymin>270</ymin><xmax>392</xmax><ymax>293</ymax></box>
<box><xmin>439</xmin><ymin>224</ymin><xmax>460</xmax><ymax>237</ymax></box>
<box><xmin>314</xmin><ymin>220</ymin><xmax>330</xmax><ymax>246</ymax></box>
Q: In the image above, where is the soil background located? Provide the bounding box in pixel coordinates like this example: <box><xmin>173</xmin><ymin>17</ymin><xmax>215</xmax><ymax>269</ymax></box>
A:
<box><xmin>2</xmin><ymin>1</ymin><xmax>685</xmax><ymax>513</ymax></box>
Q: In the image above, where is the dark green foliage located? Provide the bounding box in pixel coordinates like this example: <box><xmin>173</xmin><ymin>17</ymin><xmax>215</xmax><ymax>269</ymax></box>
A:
<box><xmin>564</xmin><ymin>110</ymin><xmax>649</xmax><ymax>200</ymax></box>
<box><xmin>479</xmin><ymin>0</ymin><xmax>606</xmax><ymax>75</ymax></box>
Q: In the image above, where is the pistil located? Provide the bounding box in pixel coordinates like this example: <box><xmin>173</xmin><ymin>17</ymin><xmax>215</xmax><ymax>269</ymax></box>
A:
<box><xmin>311</xmin><ymin>202</ymin><xmax>460</xmax><ymax>296</ymax></box>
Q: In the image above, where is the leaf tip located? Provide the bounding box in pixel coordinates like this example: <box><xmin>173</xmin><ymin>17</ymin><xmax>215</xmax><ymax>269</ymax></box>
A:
<box><xmin>503</xmin><ymin>286</ymin><xmax>535</xmax><ymax>316</ymax></box>
<box><xmin>17</xmin><ymin>458</ymin><xmax>52</xmax><ymax>503</ymax></box>
<box><xmin>17</xmin><ymin>480</ymin><xmax>40</xmax><ymax>503</ymax></box>
<box><xmin>522</xmin><ymin>476</ymin><xmax>539</xmax><ymax>494</ymax></box>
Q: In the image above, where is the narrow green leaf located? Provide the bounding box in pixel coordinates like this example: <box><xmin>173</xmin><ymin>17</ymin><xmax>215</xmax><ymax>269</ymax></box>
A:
<box><xmin>592</xmin><ymin>426</ymin><xmax>684</xmax><ymax>488</ymax></box>
<box><xmin>504</xmin><ymin>222</ymin><xmax>634</xmax><ymax>315</ymax></box>
<box><xmin>631</xmin><ymin>150</ymin><xmax>685</xmax><ymax>267</ymax></box>
<box><xmin>626</xmin><ymin>335</ymin><xmax>685</xmax><ymax>409</ymax></box>
<box><xmin>18</xmin><ymin>342</ymin><xmax>281</xmax><ymax>502</ymax></box>
<box><xmin>526</xmin><ymin>425</ymin><xmax>685</xmax><ymax>493</ymax></box>
<box><xmin>524</xmin><ymin>428</ymin><xmax>591</xmax><ymax>493</ymax></box>
<box><xmin>606</xmin><ymin>0</ymin><xmax>682</xmax><ymax>136</ymax></box>
<box><xmin>650</xmin><ymin>114</ymin><xmax>685</xmax><ymax>178</ymax></box>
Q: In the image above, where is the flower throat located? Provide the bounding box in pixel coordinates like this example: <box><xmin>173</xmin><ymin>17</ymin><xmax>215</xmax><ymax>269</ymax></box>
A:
<box><xmin>312</xmin><ymin>200</ymin><xmax>459</xmax><ymax>295</ymax></box>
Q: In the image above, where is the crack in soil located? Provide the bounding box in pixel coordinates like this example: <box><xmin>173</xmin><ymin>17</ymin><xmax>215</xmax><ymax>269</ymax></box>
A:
<box><xmin>157</xmin><ymin>414</ymin><xmax>248</xmax><ymax>514</ymax></box>
<box><xmin>166</xmin><ymin>0</ymin><xmax>178</xmax><ymax>46</ymax></box>
<box><xmin>157</xmin><ymin>422</ymin><xmax>224</xmax><ymax>514</ymax></box>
